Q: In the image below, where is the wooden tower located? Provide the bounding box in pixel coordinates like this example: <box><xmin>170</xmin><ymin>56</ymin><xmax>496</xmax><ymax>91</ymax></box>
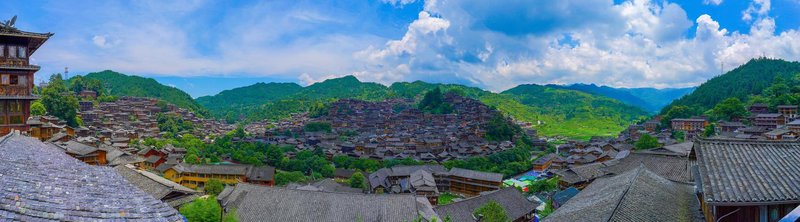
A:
<box><xmin>0</xmin><ymin>16</ymin><xmax>53</xmax><ymax>135</ymax></box>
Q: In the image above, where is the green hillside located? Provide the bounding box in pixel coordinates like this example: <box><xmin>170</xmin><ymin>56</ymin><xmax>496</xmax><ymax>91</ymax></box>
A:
<box><xmin>661</xmin><ymin>58</ymin><xmax>800</xmax><ymax>115</ymax></box>
<box><xmin>551</xmin><ymin>84</ymin><xmax>694</xmax><ymax>113</ymax></box>
<box><xmin>196</xmin><ymin>82</ymin><xmax>303</xmax><ymax>116</ymax></box>
<box><xmin>501</xmin><ymin>84</ymin><xmax>648</xmax><ymax>139</ymax></box>
<box><xmin>81</xmin><ymin>70</ymin><xmax>208</xmax><ymax>116</ymax></box>
<box><xmin>195</xmin><ymin>76</ymin><xmax>647</xmax><ymax>139</ymax></box>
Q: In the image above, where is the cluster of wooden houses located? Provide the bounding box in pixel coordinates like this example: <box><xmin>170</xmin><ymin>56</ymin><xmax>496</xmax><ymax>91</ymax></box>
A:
<box><xmin>78</xmin><ymin>96</ymin><xmax>234</xmax><ymax>140</ymax></box>
<box><xmin>241</xmin><ymin>94</ymin><xmax>538</xmax><ymax>163</ymax></box>
<box><xmin>627</xmin><ymin>103</ymin><xmax>800</xmax><ymax>140</ymax></box>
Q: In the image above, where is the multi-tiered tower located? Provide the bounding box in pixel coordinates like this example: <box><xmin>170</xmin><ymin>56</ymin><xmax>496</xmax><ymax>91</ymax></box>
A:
<box><xmin>0</xmin><ymin>16</ymin><xmax>53</xmax><ymax>134</ymax></box>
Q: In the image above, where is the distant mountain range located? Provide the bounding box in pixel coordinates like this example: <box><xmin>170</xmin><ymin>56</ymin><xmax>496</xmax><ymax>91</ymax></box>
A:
<box><xmin>549</xmin><ymin>84</ymin><xmax>695</xmax><ymax>113</ymax></box>
<box><xmin>192</xmin><ymin>76</ymin><xmax>649</xmax><ymax>139</ymax></box>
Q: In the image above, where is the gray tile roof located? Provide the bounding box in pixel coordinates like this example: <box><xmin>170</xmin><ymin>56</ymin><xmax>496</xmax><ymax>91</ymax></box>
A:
<box><xmin>218</xmin><ymin>183</ymin><xmax>436</xmax><ymax>222</ymax></box>
<box><xmin>694</xmin><ymin>139</ymin><xmax>800</xmax><ymax>205</ymax></box>
<box><xmin>172</xmin><ymin>163</ymin><xmax>250</xmax><ymax>175</ymax></box>
<box><xmin>56</xmin><ymin>140</ymin><xmax>98</xmax><ymax>156</ymax></box>
<box><xmin>545</xmin><ymin>166</ymin><xmax>700</xmax><ymax>222</ymax></box>
<box><xmin>434</xmin><ymin>187</ymin><xmax>536</xmax><ymax>222</ymax></box>
<box><xmin>246</xmin><ymin>166</ymin><xmax>275</xmax><ymax>182</ymax></box>
<box><xmin>660</xmin><ymin>141</ymin><xmax>694</xmax><ymax>156</ymax></box>
<box><xmin>448</xmin><ymin>168</ymin><xmax>503</xmax><ymax>182</ymax></box>
<box><xmin>602</xmin><ymin>152</ymin><xmax>693</xmax><ymax>184</ymax></box>
<box><xmin>0</xmin><ymin>133</ymin><xmax>183</xmax><ymax>221</ymax></box>
<box><xmin>113</xmin><ymin>165</ymin><xmax>198</xmax><ymax>207</ymax></box>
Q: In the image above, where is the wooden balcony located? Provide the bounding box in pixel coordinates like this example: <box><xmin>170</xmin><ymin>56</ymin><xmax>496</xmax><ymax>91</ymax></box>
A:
<box><xmin>0</xmin><ymin>59</ymin><xmax>39</xmax><ymax>71</ymax></box>
<box><xmin>0</xmin><ymin>85</ymin><xmax>36</xmax><ymax>99</ymax></box>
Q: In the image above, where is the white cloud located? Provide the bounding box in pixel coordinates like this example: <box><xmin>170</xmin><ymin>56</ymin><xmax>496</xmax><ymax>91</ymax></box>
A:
<box><xmin>352</xmin><ymin>0</ymin><xmax>800</xmax><ymax>91</ymax></box>
<box><xmin>703</xmin><ymin>0</ymin><xmax>723</xmax><ymax>5</ymax></box>
<box><xmin>742</xmin><ymin>0</ymin><xmax>770</xmax><ymax>22</ymax></box>
<box><xmin>30</xmin><ymin>0</ymin><xmax>800</xmax><ymax>91</ymax></box>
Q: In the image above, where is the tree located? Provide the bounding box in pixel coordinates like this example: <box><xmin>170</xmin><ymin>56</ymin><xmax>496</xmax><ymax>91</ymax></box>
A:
<box><xmin>30</xmin><ymin>101</ymin><xmax>46</xmax><ymax>116</ymax></box>
<box><xmin>184</xmin><ymin>153</ymin><xmax>200</xmax><ymax>164</ymax></box>
<box><xmin>704</xmin><ymin>123</ymin><xmax>716</xmax><ymax>138</ymax></box>
<box><xmin>222</xmin><ymin>208</ymin><xmax>239</xmax><ymax>222</ymax></box>
<box><xmin>204</xmin><ymin>179</ymin><xmax>224</xmax><ymax>196</ymax></box>
<box><xmin>473</xmin><ymin>201</ymin><xmax>509</xmax><ymax>222</ymax></box>
<box><xmin>275</xmin><ymin>171</ymin><xmax>309</xmax><ymax>186</ymax></box>
<box><xmin>672</xmin><ymin>130</ymin><xmax>685</xmax><ymax>142</ymax></box>
<box><xmin>527</xmin><ymin>177</ymin><xmax>558</xmax><ymax>193</ymax></box>
<box><xmin>711</xmin><ymin>97</ymin><xmax>748</xmax><ymax>121</ymax></box>
<box><xmin>418</xmin><ymin>87</ymin><xmax>454</xmax><ymax>114</ymax></box>
<box><xmin>233</xmin><ymin>126</ymin><xmax>246</xmax><ymax>138</ymax></box>
<box><xmin>635</xmin><ymin>134</ymin><xmax>659</xmax><ymax>150</ymax></box>
<box><xmin>179</xmin><ymin>196</ymin><xmax>221</xmax><ymax>222</ymax></box>
<box><xmin>40</xmin><ymin>74</ymin><xmax>80</xmax><ymax>126</ymax></box>
<box><xmin>485</xmin><ymin>112</ymin><xmax>516</xmax><ymax>142</ymax></box>
<box><xmin>303</xmin><ymin>121</ymin><xmax>332</xmax><ymax>132</ymax></box>
<box><xmin>265</xmin><ymin>146</ymin><xmax>284</xmax><ymax>166</ymax></box>
<box><xmin>661</xmin><ymin>105</ymin><xmax>694</xmax><ymax>126</ymax></box>
<box><xmin>349</xmin><ymin>171</ymin><xmax>366</xmax><ymax>189</ymax></box>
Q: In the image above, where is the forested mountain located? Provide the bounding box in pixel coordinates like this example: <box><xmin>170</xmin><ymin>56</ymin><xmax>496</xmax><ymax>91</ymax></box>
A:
<box><xmin>80</xmin><ymin>70</ymin><xmax>208</xmax><ymax>116</ymax></box>
<box><xmin>661</xmin><ymin>58</ymin><xmax>800</xmax><ymax>116</ymax></box>
<box><xmin>501</xmin><ymin>84</ymin><xmax>649</xmax><ymax>138</ymax></box>
<box><xmin>551</xmin><ymin>84</ymin><xmax>694</xmax><ymax>113</ymax></box>
<box><xmin>201</xmin><ymin>76</ymin><xmax>397</xmax><ymax>122</ymax></box>
<box><xmin>196</xmin><ymin>82</ymin><xmax>302</xmax><ymax>115</ymax></box>
<box><xmin>202</xmin><ymin>77</ymin><xmax>648</xmax><ymax>139</ymax></box>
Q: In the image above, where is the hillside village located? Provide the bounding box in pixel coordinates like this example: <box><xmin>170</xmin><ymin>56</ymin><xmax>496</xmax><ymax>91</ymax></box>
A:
<box><xmin>240</xmin><ymin>93</ymin><xmax>544</xmax><ymax>162</ymax></box>
<box><xmin>3</xmin><ymin>15</ymin><xmax>800</xmax><ymax>222</ymax></box>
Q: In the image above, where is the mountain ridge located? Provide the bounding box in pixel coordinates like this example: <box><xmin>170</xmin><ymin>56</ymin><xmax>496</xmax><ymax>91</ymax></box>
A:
<box><xmin>80</xmin><ymin>70</ymin><xmax>209</xmax><ymax>116</ymax></box>
<box><xmin>197</xmin><ymin>76</ymin><xmax>649</xmax><ymax>139</ymax></box>
<box><xmin>550</xmin><ymin>83</ymin><xmax>695</xmax><ymax>113</ymax></box>
<box><xmin>661</xmin><ymin>58</ymin><xmax>800</xmax><ymax>115</ymax></box>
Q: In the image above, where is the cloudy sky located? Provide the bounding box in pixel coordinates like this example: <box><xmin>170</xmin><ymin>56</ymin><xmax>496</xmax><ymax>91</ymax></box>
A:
<box><xmin>3</xmin><ymin>0</ymin><xmax>800</xmax><ymax>97</ymax></box>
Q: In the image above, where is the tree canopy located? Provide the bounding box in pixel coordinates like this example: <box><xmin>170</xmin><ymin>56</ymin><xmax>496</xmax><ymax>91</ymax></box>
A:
<box><xmin>204</xmin><ymin>179</ymin><xmax>224</xmax><ymax>196</ymax></box>
<box><xmin>349</xmin><ymin>171</ymin><xmax>366</xmax><ymax>189</ymax></box>
<box><xmin>179</xmin><ymin>196</ymin><xmax>221</xmax><ymax>222</ymax></box>
<box><xmin>710</xmin><ymin>97</ymin><xmax>749</xmax><ymax>121</ymax></box>
<box><xmin>473</xmin><ymin>201</ymin><xmax>509</xmax><ymax>222</ymax></box>
<box><xmin>418</xmin><ymin>87</ymin><xmax>454</xmax><ymax>114</ymax></box>
<box><xmin>635</xmin><ymin>134</ymin><xmax>659</xmax><ymax>150</ymax></box>
<box><xmin>40</xmin><ymin>74</ymin><xmax>80</xmax><ymax>126</ymax></box>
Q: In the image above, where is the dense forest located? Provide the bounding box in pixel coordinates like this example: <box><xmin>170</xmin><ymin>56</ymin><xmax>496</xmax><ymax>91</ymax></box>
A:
<box><xmin>661</xmin><ymin>58</ymin><xmax>800</xmax><ymax>115</ymax></box>
<box><xmin>79</xmin><ymin>70</ymin><xmax>209</xmax><ymax>117</ymax></box>
<box><xmin>196</xmin><ymin>76</ymin><xmax>647</xmax><ymax>139</ymax></box>
<box><xmin>196</xmin><ymin>82</ymin><xmax>303</xmax><ymax>115</ymax></box>
<box><xmin>656</xmin><ymin>58</ymin><xmax>800</xmax><ymax>127</ymax></box>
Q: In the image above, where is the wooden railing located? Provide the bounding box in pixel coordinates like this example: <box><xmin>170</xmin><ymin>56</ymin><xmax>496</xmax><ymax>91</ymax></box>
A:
<box><xmin>0</xmin><ymin>85</ymin><xmax>32</xmax><ymax>97</ymax></box>
<box><xmin>0</xmin><ymin>59</ymin><xmax>39</xmax><ymax>70</ymax></box>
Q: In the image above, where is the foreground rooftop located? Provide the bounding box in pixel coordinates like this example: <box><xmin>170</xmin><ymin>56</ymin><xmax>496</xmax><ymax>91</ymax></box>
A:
<box><xmin>0</xmin><ymin>132</ymin><xmax>182</xmax><ymax>221</ymax></box>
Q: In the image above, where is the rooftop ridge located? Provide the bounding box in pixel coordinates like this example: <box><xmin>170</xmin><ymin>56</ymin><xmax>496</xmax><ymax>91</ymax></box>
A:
<box><xmin>605</xmin><ymin>165</ymin><xmax>645</xmax><ymax>222</ymax></box>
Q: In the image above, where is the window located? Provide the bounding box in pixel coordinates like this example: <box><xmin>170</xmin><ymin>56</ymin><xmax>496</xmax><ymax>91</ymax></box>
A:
<box><xmin>0</xmin><ymin>45</ymin><xmax>4</xmax><ymax>57</ymax></box>
<box><xmin>9</xmin><ymin>115</ymin><xmax>22</xmax><ymax>124</ymax></box>
<box><xmin>7</xmin><ymin>46</ymin><xmax>15</xmax><ymax>58</ymax></box>
<box><xmin>1</xmin><ymin>75</ymin><xmax>8</xmax><ymax>85</ymax></box>
<box><xmin>9</xmin><ymin>101</ymin><xmax>20</xmax><ymax>113</ymax></box>
<box><xmin>10</xmin><ymin>75</ymin><xmax>18</xmax><ymax>85</ymax></box>
<box><xmin>17</xmin><ymin>47</ymin><xmax>25</xmax><ymax>59</ymax></box>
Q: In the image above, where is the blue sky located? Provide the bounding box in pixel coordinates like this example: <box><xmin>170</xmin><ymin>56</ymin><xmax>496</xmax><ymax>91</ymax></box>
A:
<box><xmin>3</xmin><ymin>0</ymin><xmax>800</xmax><ymax>98</ymax></box>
